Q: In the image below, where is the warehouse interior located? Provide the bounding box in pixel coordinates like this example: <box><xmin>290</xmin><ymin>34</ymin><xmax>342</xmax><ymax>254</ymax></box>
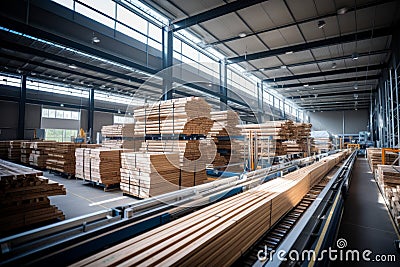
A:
<box><xmin>0</xmin><ymin>0</ymin><xmax>400</xmax><ymax>266</ymax></box>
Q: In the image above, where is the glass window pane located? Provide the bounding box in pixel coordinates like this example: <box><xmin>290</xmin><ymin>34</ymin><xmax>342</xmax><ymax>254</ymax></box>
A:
<box><xmin>173</xmin><ymin>37</ymin><xmax>182</xmax><ymax>53</ymax></box>
<box><xmin>64</xmin><ymin>111</ymin><xmax>72</xmax><ymax>119</ymax></box>
<box><xmin>75</xmin><ymin>3</ymin><xmax>115</xmax><ymax>28</ymax></box>
<box><xmin>84</xmin><ymin>0</ymin><xmax>115</xmax><ymax>18</ymax></box>
<box><xmin>116</xmin><ymin>22</ymin><xmax>147</xmax><ymax>43</ymax></box>
<box><xmin>117</xmin><ymin>5</ymin><xmax>148</xmax><ymax>35</ymax></box>
<box><xmin>148</xmin><ymin>23</ymin><xmax>162</xmax><ymax>42</ymax></box>
<box><xmin>52</xmin><ymin>0</ymin><xmax>73</xmax><ymax>9</ymax></box>
<box><xmin>56</xmin><ymin>110</ymin><xmax>64</xmax><ymax>119</ymax></box>
<box><xmin>71</xmin><ymin>111</ymin><xmax>79</xmax><ymax>120</ymax></box>
<box><xmin>42</xmin><ymin>108</ymin><xmax>49</xmax><ymax>118</ymax></box>
<box><xmin>48</xmin><ymin>109</ymin><xmax>56</xmax><ymax>118</ymax></box>
<box><xmin>148</xmin><ymin>39</ymin><xmax>162</xmax><ymax>51</ymax></box>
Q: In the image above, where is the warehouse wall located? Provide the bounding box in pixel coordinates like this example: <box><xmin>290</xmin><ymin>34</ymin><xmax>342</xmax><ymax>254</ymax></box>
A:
<box><xmin>309</xmin><ymin>109</ymin><xmax>369</xmax><ymax>135</ymax></box>
<box><xmin>0</xmin><ymin>101</ymin><xmax>18</xmax><ymax>140</ymax></box>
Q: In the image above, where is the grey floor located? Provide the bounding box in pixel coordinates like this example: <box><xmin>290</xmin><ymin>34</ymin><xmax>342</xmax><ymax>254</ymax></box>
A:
<box><xmin>46</xmin><ymin>171</ymin><xmax>139</xmax><ymax>219</ymax></box>
<box><xmin>332</xmin><ymin>157</ymin><xmax>400</xmax><ymax>266</ymax></box>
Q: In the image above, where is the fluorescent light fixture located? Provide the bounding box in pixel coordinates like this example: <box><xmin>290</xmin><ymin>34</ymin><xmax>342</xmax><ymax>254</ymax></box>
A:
<box><xmin>92</xmin><ymin>36</ymin><xmax>100</xmax><ymax>43</ymax></box>
<box><xmin>318</xmin><ymin>20</ymin><xmax>326</xmax><ymax>29</ymax></box>
<box><xmin>60</xmin><ymin>103</ymin><xmax>64</xmax><ymax>107</ymax></box>
<box><xmin>280</xmin><ymin>65</ymin><xmax>287</xmax><ymax>69</ymax></box>
<box><xmin>238</xmin><ymin>32</ymin><xmax>247</xmax><ymax>38</ymax></box>
<box><xmin>285</xmin><ymin>51</ymin><xmax>294</xmax><ymax>55</ymax></box>
<box><xmin>331</xmin><ymin>63</ymin><xmax>337</xmax><ymax>69</ymax></box>
<box><xmin>352</xmin><ymin>52</ymin><xmax>359</xmax><ymax>60</ymax></box>
<box><xmin>303</xmin><ymin>84</ymin><xmax>309</xmax><ymax>87</ymax></box>
<box><xmin>354</xmin><ymin>83</ymin><xmax>358</xmax><ymax>90</ymax></box>
<box><xmin>68</xmin><ymin>64</ymin><xmax>77</xmax><ymax>69</ymax></box>
<box><xmin>337</xmin><ymin>7</ymin><xmax>348</xmax><ymax>15</ymax></box>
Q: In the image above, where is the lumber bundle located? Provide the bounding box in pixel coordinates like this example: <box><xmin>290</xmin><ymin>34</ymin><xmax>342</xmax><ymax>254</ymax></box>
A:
<box><xmin>120</xmin><ymin>152</ymin><xmax>181</xmax><ymax>198</ymax></box>
<box><xmin>20</xmin><ymin>141</ymin><xmax>33</xmax><ymax>164</ymax></box>
<box><xmin>28</xmin><ymin>141</ymin><xmax>57</xmax><ymax>168</ymax></box>
<box><xmin>101</xmin><ymin>123</ymin><xmax>137</xmax><ymax>149</ymax></box>
<box><xmin>0</xmin><ymin>160</ymin><xmax>66</xmax><ymax>236</ymax></box>
<box><xmin>73</xmin><ymin>151</ymin><xmax>348</xmax><ymax>267</ymax></box>
<box><xmin>133</xmin><ymin>97</ymin><xmax>212</xmax><ymax>136</ymax></box>
<box><xmin>0</xmin><ymin>141</ymin><xmax>8</xmax><ymax>159</ymax></box>
<box><xmin>207</xmin><ymin>110</ymin><xmax>243</xmax><ymax>172</ymax></box>
<box><xmin>311</xmin><ymin>131</ymin><xmax>332</xmax><ymax>153</ymax></box>
<box><xmin>367</xmin><ymin>148</ymin><xmax>398</xmax><ymax>173</ymax></box>
<box><xmin>8</xmin><ymin>140</ymin><xmax>24</xmax><ymax>162</ymax></box>
<box><xmin>283</xmin><ymin>140</ymin><xmax>302</xmax><ymax>154</ymax></box>
<box><xmin>46</xmin><ymin>143</ymin><xmax>99</xmax><ymax>175</ymax></box>
<box><xmin>292</xmin><ymin>122</ymin><xmax>312</xmax><ymax>153</ymax></box>
<box><xmin>75</xmin><ymin>148</ymin><xmax>122</xmax><ymax>186</ymax></box>
<box><xmin>376</xmin><ymin>165</ymin><xmax>400</xmax><ymax>227</ymax></box>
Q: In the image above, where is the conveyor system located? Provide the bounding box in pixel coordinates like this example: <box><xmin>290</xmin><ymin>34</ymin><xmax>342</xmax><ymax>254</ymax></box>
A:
<box><xmin>0</xmin><ymin>151</ymin><xmax>345</xmax><ymax>266</ymax></box>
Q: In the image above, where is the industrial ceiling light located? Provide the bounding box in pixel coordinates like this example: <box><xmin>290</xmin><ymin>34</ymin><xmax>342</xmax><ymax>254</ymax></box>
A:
<box><xmin>317</xmin><ymin>20</ymin><xmax>326</xmax><ymax>29</ymax></box>
<box><xmin>354</xmin><ymin>83</ymin><xmax>358</xmax><ymax>90</ymax></box>
<box><xmin>354</xmin><ymin>93</ymin><xmax>359</xmax><ymax>99</ymax></box>
<box><xmin>285</xmin><ymin>51</ymin><xmax>294</xmax><ymax>55</ymax></box>
<box><xmin>303</xmin><ymin>84</ymin><xmax>309</xmax><ymax>87</ymax></box>
<box><xmin>68</xmin><ymin>64</ymin><xmax>77</xmax><ymax>69</ymax></box>
<box><xmin>351</xmin><ymin>52</ymin><xmax>359</xmax><ymax>60</ymax></box>
<box><xmin>280</xmin><ymin>65</ymin><xmax>287</xmax><ymax>69</ymax></box>
<box><xmin>92</xmin><ymin>36</ymin><xmax>100</xmax><ymax>43</ymax></box>
<box><xmin>238</xmin><ymin>32</ymin><xmax>247</xmax><ymax>38</ymax></box>
<box><xmin>331</xmin><ymin>63</ymin><xmax>337</xmax><ymax>69</ymax></box>
<box><xmin>337</xmin><ymin>7</ymin><xmax>348</xmax><ymax>15</ymax></box>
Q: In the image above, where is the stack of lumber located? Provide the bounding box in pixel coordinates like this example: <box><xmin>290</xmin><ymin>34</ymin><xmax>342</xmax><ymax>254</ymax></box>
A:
<box><xmin>0</xmin><ymin>141</ymin><xmax>9</xmax><ymax>159</ymax></box>
<box><xmin>72</xmin><ymin>151</ymin><xmax>348</xmax><ymax>266</ymax></box>
<box><xmin>20</xmin><ymin>141</ymin><xmax>33</xmax><ymax>164</ymax></box>
<box><xmin>8</xmin><ymin>140</ymin><xmax>24</xmax><ymax>162</ymax></box>
<box><xmin>75</xmin><ymin>148</ymin><xmax>122</xmax><ymax>186</ymax></box>
<box><xmin>101</xmin><ymin>123</ymin><xmax>136</xmax><ymax>149</ymax></box>
<box><xmin>366</xmin><ymin>148</ymin><xmax>398</xmax><ymax>173</ymax></box>
<box><xmin>120</xmin><ymin>152</ymin><xmax>181</xmax><ymax>198</ymax></box>
<box><xmin>283</xmin><ymin>140</ymin><xmax>302</xmax><ymax>154</ymax></box>
<box><xmin>376</xmin><ymin>165</ymin><xmax>400</xmax><ymax>227</ymax></box>
<box><xmin>133</xmin><ymin>97</ymin><xmax>211</xmax><ymax>136</ymax></box>
<box><xmin>207</xmin><ymin>110</ymin><xmax>243</xmax><ymax>172</ymax></box>
<box><xmin>311</xmin><ymin>131</ymin><xmax>332</xmax><ymax>153</ymax></box>
<box><xmin>46</xmin><ymin>143</ymin><xmax>99</xmax><ymax>175</ymax></box>
<box><xmin>29</xmin><ymin>141</ymin><xmax>57</xmax><ymax>168</ymax></box>
<box><xmin>292</xmin><ymin>122</ymin><xmax>312</xmax><ymax>153</ymax></box>
<box><xmin>238</xmin><ymin>120</ymin><xmax>294</xmax><ymax>156</ymax></box>
<box><xmin>0</xmin><ymin>160</ymin><xmax>66</xmax><ymax>236</ymax></box>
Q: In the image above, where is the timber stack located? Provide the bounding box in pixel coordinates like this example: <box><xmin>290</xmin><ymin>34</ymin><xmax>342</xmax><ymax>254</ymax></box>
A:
<box><xmin>75</xmin><ymin>148</ymin><xmax>122</xmax><ymax>188</ymax></box>
<box><xmin>101</xmin><ymin>123</ymin><xmax>136</xmax><ymax>149</ymax></box>
<box><xmin>376</xmin><ymin>165</ymin><xmax>400</xmax><ymax>228</ymax></box>
<box><xmin>311</xmin><ymin>131</ymin><xmax>332</xmax><ymax>153</ymax></box>
<box><xmin>0</xmin><ymin>159</ymin><xmax>66</xmax><ymax>236</ymax></box>
<box><xmin>0</xmin><ymin>141</ymin><xmax>8</xmax><ymax>159</ymax></box>
<box><xmin>20</xmin><ymin>141</ymin><xmax>33</xmax><ymax>164</ymax></box>
<box><xmin>29</xmin><ymin>141</ymin><xmax>57</xmax><ymax>168</ymax></box>
<box><xmin>72</xmin><ymin>151</ymin><xmax>348</xmax><ymax>266</ymax></box>
<box><xmin>366</xmin><ymin>148</ymin><xmax>398</xmax><ymax>173</ymax></box>
<box><xmin>8</xmin><ymin>140</ymin><xmax>24</xmax><ymax>162</ymax></box>
<box><xmin>292</xmin><ymin>122</ymin><xmax>312</xmax><ymax>153</ymax></box>
<box><xmin>206</xmin><ymin>110</ymin><xmax>243</xmax><ymax>172</ymax></box>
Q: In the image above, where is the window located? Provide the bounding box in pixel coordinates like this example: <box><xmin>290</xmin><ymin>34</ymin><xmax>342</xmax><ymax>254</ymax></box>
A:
<box><xmin>45</xmin><ymin>129</ymin><xmax>78</xmax><ymax>142</ymax></box>
<box><xmin>75</xmin><ymin>1</ymin><xmax>115</xmax><ymax>28</ymax></box>
<box><xmin>114</xmin><ymin>115</ymin><xmax>134</xmax><ymax>124</ymax></box>
<box><xmin>52</xmin><ymin>0</ymin><xmax>74</xmax><ymax>9</ymax></box>
<box><xmin>42</xmin><ymin>108</ymin><xmax>80</xmax><ymax>120</ymax></box>
<box><xmin>117</xmin><ymin>5</ymin><xmax>148</xmax><ymax>35</ymax></box>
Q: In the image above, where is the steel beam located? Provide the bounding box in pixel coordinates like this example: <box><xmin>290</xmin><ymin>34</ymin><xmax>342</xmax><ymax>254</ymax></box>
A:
<box><xmin>88</xmin><ymin>88</ymin><xmax>94</xmax><ymax>143</ymax></box>
<box><xmin>264</xmin><ymin>64</ymin><xmax>384</xmax><ymax>83</ymax></box>
<box><xmin>228</xmin><ymin>27</ymin><xmax>392</xmax><ymax>64</ymax></box>
<box><xmin>17</xmin><ymin>74</ymin><xmax>26</xmax><ymax>139</ymax></box>
<box><xmin>162</xmin><ymin>26</ymin><xmax>173</xmax><ymax>100</ymax></box>
<box><xmin>272</xmin><ymin>75</ymin><xmax>380</xmax><ymax>89</ymax></box>
<box><xmin>288</xmin><ymin>88</ymin><xmax>374</xmax><ymax>99</ymax></box>
<box><xmin>172</xmin><ymin>0</ymin><xmax>268</xmax><ymax>31</ymax></box>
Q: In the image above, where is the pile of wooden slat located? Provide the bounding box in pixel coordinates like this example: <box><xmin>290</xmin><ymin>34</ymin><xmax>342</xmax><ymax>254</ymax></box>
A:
<box><xmin>101</xmin><ymin>123</ymin><xmax>137</xmax><ymax>149</ymax></box>
<box><xmin>75</xmin><ymin>148</ymin><xmax>122</xmax><ymax>186</ymax></box>
<box><xmin>120</xmin><ymin>152</ymin><xmax>181</xmax><ymax>198</ymax></box>
<box><xmin>0</xmin><ymin>159</ymin><xmax>66</xmax><ymax>236</ymax></box>
<box><xmin>0</xmin><ymin>141</ymin><xmax>9</xmax><ymax>159</ymax></box>
<box><xmin>367</xmin><ymin>148</ymin><xmax>398</xmax><ymax>173</ymax></box>
<box><xmin>207</xmin><ymin>110</ymin><xmax>243</xmax><ymax>172</ymax></box>
<box><xmin>29</xmin><ymin>141</ymin><xmax>57</xmax><ymax>168</ymax></box>
<box><xmin>46</xmin><ymin>143</ymin><xmax>99</xmax><ymax>175</ymax></box>
<box><xmin>8</xmin><ymin>140</ymin><xmax>24</xmax><ymax>162</ymax></box>
<box><xmin>20</xmin><ymin>141</ymin><xmax>33</xmax><ymax>164</ymax></box>
<box><xmin>311</xmin><ymin>131</ymin><xmax>332</xmax><ymax>153</ymax></box>
<box><xmin>376</xmin><ymin>165</ymin><xmax>400</xmax><ymax>228</ymax></box>
<box><xmin>292</xmin><ymin>122</ymin><xmax>312</xmax><ymax>153</ymax></box>
<box><xmin>73</xmin><ymin>151</ymin><xmax>348</xmax><ymax>266</ymax></box>
<box><xmin>283</xmin><ymin>140</ymin><xmax>302</xmax><ymax>154</ymax></box>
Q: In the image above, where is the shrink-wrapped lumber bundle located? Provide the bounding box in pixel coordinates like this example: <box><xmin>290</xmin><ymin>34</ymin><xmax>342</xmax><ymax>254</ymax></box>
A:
<box><xmin>72</xmin><ymin>151</ymin><xmax>348</xmax><ymax>266</ymax></box>
<box><xmin>120</xmin><ymin>152</ymin><xmax>181</xmax><ymax>198</ymax></box>
<box><xmin>0</xmin><ymin>160</ymin><xmax>66</xmax><ymax>236</ymax></box>
<box><xmin>29</xmin><ymin>141</ymin><xmax>57</xmax><ymax>168</ymax></box>
<box><xmin>8</xmin><ymin>140</ymin><xmax>24</xmax><ymax>162</ymax></box>
<box><xmin>75</xmin><ymin>148</ymin><xmax>122</xmax><ymax>187</ymax></box>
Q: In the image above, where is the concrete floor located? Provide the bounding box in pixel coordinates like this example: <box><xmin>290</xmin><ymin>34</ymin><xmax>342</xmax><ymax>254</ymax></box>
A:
<box><xmin>332</xmin><ymin>157</ymin><xmax>400</xmax><ymax>266</ymax></box>
<box><xmin>46</xmin><ymin>171</ymin><xmax>139</xmax><ymax>219</ymax></box>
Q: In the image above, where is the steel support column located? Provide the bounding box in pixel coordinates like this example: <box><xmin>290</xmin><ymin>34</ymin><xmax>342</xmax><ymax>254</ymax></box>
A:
<box><xmin>162</xmin><ymin>25</ymin><xmax>173</xmax><ymax>100</ymax></box>
<box><xmin>257</xmin><ymin>82</ymin><xmax>263</xmax><ymax>122</ymax></box>
<box><xmin>219</xmin><ymin>59</ymin><xmax>228</xmax><ymax>110</ymax></box>
<box><xmin>17</xmin><ymin>74</ymin><xmax>26</xmax><ymax>139</ymax></box>
<box><xmin>88</xmin><ymin>88</ymin><xmax>94</xmax><ymax>143</ymax></box>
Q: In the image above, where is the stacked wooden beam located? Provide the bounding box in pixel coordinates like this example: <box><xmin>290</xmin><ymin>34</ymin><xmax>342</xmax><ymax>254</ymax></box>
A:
<box><xmin>283</xmin><ymin>140</ymin><xmax>302</xmax><ymax>154</ymax></box>
<box><xmin>311</xmin><ymin>131</ymin><xmax>332</xmax><ymax>153</ymax></box>
<box><xmin>207</xmin><ymin>110</ymin><xmax>243</xmax><ymax>172</ymax></box>
<box><xmin>8</xmin><ymin>140</ymin><xmax>24</xmax><ymax>162</ymax></box>
<box><xmin>20</xmin><ymin>141</ymin><xmax>33</xmax><ymax>164</ymax></box>
<box><xmin>72</xmin><ymin>151</ymin><xmax>348</xmax><ymax>266</ymax></box>
<box><xmin>292</xmin><ymin>122</ymin><xmax>312</xmax><ymax>153</ymax></box>
<box><xmin>29</xmin><ymin>141</ymin><xmax>57</xmax><ymax>168</ymax></box>
<box><xmin>75</xmin><ymin>148</ymin><xmax>122</xmax><ymax>187</ymax></box>
<box><xmin>366</xmin><ymin>148</ymin><xmax>398</xmax><ymax>173</ymax></box>
<box><xmin>120</xmin><ymin>152</ymin><xmax>181</xmax><ymax>198</ymax></box>
<box><xmin>101</xmin><ymin>123</ymin><xmax>136</xmax><ymax>149</ymax></box>
<box><xmin>0</xmin><ymin>160</ymin><xmax>66</xmax><ymax>236</ymax></box>
<box><xmin>0</xmin><ymin>141</ymin><xmax>9</xmax><ymax>159</ymax></box>
<box><xmin>46</xmin><ymin>143</ymin><xmax>99</xmax><ymax>175</ymax></box>
<box><xmin>376</xmin><ymin>165</ymin><xmax>400</xmax><ymax>227</ymax></box>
